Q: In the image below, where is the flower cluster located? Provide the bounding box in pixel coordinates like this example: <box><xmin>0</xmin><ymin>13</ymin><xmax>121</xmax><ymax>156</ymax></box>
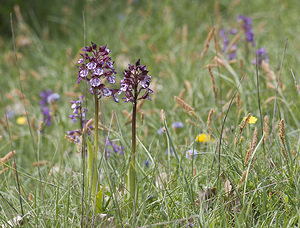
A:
<box><xmin>69</xmin><ymin>96</ymin><xmax>87</xmax><ymax>124</ymax></box>
<box><xmin>40</xmin><ymin>90</ymin><xmax>60</xmax><ymax>126</ymax></box>
<box><xmin>119</xmin><ymin>59</ymin><xmax>153</xmax><ymax>103</ymax></box>
<box><xmin>105</xmin><ymin>139</ymin><xmax>124</xmax><ymax>157</ymax></box>
<box><xmin>195</xmin><ymin>133</ymin><xmax>214</xmax><ymax>143</ymax></box>
<box><xmin>67</xmin><ymin>96</ymin><xmax>93</xmax><ymax>143</ymax></box>
<box><xmin>77</xmin><ymin>42</ymin><xmax>118</xmax><ymax>101</ymax></box>
<box><xmin>238</xmin><ymin>15</ymin><xmax>255</xmax><ymax>46</ymax></box>
<box><xmin>242</xmin><ymin>115</ymin><xmax>257</xmax><ymax>124</ymax></box>
<box><xmin>254</xmin><ymin>48</ymin><xmax>268</xmax><ymax>66</ymax></box>
<box><xmin>220</xmin><ymin>28</ymin><xmax>237</xmax><ymax>60</ymax></box>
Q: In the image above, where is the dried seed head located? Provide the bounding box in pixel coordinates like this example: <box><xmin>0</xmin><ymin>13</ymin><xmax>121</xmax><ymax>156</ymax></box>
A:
<box><xmin>279</xmin><ymin>119</ymin><xmax>285</xmax><ymax>147</ymax></box>
<box><xmin>200</xmin><ymin>27</ymin><xmax>215</xmax><ymax>60</ymax></box>
<box><xmin>208</xmin><ymin>67</ymin><xmax>217</xmax><ymax>101</ymax></box>
<box><xmin>1</xmin><ymin>150</ymin><xmax>16</xmax><ymax>164</ymax></box>
<box><xmin>239</xmin><ymin>170</ymin><xmax>248</xmax><ymax>188</ymax></box>
<box><xmin>263</xmin><ymin>115</ymin><xmax>269</xmax><ymax>143</ymax></box>
<box><xmin>240</xmin><ymin>113</ymin><xmax>251</xmax><ymax>134</ymax></box>
<box><xmin>244</xmin><ymin>127</ymin><xmax>257</xmax><ymax>166</ymax></box>
<box><xmin>160</xmin><ymin>109</ymin><xmax>165</xmax><ymax>124</ymax></box>
<box><xmin>207</xmin><ymin>109</ymin><xmax>214</xmax><ymax>133</ymax></box>
<box><xmin>32</xmin><ymin>161</ymin><xmax>49</xmax><ymax>167</ymax></box>
<box><xmin>174</xmin><ymin>96</ymin><xmax>194</xmax><ymax>112</ymax></box>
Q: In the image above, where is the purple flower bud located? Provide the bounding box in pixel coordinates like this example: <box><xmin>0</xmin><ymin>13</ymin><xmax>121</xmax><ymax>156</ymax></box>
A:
<box><xmin>107</xmin><ymin>76</ymin><xmax>116</xmax><ymax>84</ymax></box>
<box><xmin>79</xmin><ymin>69</ymin><xmax>89</xmax><ymax>78</ymax></box>
<box><xmin>47</xmin><ymin>93</ymin><xmax>60</xmax><ymax>104</ymax></box>
<box><xmin>90</xmin><ymin>77</ymin><xmax>102</xmax><ymax>87</ymax></box>
<box><xmin>94</xmin><ymin>68</ymin><xmax>104</xmax><ymax>76</ymax></box>
<box><xmin>238</xmin><ymin>15</ymin><xmax>255</xmax><ymax>46</ymax></box>
<box><xmin>102</xmin><ymin>88</ymin><xmax>112</xmax><ymax>97</ymax></box>
<box><xmin>171</xmin><ymin>121</ymin><xmax>184</xmax><ymax>129</ymax></box>
<box><xmin>77</xmin><ymin>42</ymin><xmax>117</xmax><ymax>98</ymax></box>
<box><xmin>118</xmin><ymin>59</ymin><xmax>152</xmax><ymax>103</ymax></box>
<box><xmin>87</xmin><ymin>62</ymin><xmax>97</xmax><ymax>70</ymax></box>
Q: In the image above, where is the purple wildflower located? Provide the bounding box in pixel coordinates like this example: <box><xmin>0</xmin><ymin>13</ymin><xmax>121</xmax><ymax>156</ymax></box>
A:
<box><xmin>118</xmin><ymin>59</ymin><xmax>153</xmax><ymax>103</ymax></box>
<box><xmin>67</xmin><ymin>96</ymin><xmax>93</xmax><ymax>144</ymax></box>
<box><xmin>39</xmin><ymin>90</ymin><xmax>60</xmax><ymax>126</ymax></box>
<box><xmin>157</xmin><ymin>127</ymin><xmax>165</xmax><ymax>135</ymax></box>
<box><xmin>220</xmin><ymin>29</ymin><xmax>237</xmax><ymax>60</ymax></box>
<box><xmin>186</xmin><ymin>149</ymin><xmax>199</xmax><ymax>159</ymax></box>
<box><xmin>238</xmin><ymin>15</ymin><xmax>255</xmax><ymax>46</ymax></box>
<box><xmin>171</xmin><ymin>121</ymin><xmax>184</xmax><ymax>129</ymax></box>
<box><xmin>41</xmin><ymin>107</ymin><xmax>51</xmax><ymax>126</ymax></box>
<box><xmin>67</xmin><ymin>129</ymin><xmax>81</xmax><ymax>144</ymax></box>
<box><xmin>40</xmin><ymin>90</ymin><xmax>53</xmax><ymax>107</ymax></box>
<box><xmin>105</xmin><ymin>139</ymin><xmax>124</xmax><ymax>157</ymax></box>
<box><xmin>144</xmin><ymin>159</ymin><xmax>150</xmax><ymax>167</ymax></box>
<box><xmin>77</xmin><ymin>42</ymin><xmax>117</xmax><ymax>99</ymax></box>
<box><xmin>252</xmin><ymin>48</ymin><xmax>268</xmax><ymax>66</ymax></box>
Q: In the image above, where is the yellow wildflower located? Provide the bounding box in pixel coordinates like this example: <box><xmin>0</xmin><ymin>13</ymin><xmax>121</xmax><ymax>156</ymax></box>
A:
<box><xmin>243</xmin><ymin>115</ymin><xmax>257</xmax><ymax>124</ymax></box>
<box><xmin>195</xmin><ymin>133</ymin><xmax>214</xmax><ymax>143</ymax></box>
<box><xmin>16</xmin><ymin>116</ymin><xmax>26</xmax><ymax>125</ymax></box>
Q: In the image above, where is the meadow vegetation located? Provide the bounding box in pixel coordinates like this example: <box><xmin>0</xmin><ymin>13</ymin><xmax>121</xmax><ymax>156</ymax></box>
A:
<box><xmin>1</xmin><ymin>1</ymin><xmax>300</xmax><ymax>227</ymax></box>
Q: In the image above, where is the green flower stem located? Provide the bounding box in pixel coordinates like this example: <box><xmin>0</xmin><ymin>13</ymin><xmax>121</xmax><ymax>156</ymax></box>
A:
<box><xmin>128</xmin><ymin>99</ymin><xmax>137</xmax><ymax>203</ymax></box>
<box><xmin>89</xmin><ymin>94</ymin><xmax>99</xmax><ymax>203</ymax></box>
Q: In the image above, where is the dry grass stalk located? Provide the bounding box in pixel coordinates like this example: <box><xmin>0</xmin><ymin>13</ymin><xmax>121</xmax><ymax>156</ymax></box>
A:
<box><xmin>208</xmin><ymin>67</ymin><xmax>217</xmax><ymax>100</ymax></box>
<box><xmin>15</xmin><ymin>88</ymin><xmax>30</xmax><ymax>105</ymax></box>
<box><xmin>82</xmin><ymin>119</ymin><xmax>94</xmax><ymax>134</ymax></box>
<box><xmin>240</xmin><ymin>113</ymin><xmax>251</xmax><ymax>134</ymax></box>
<box><xmin>290</xmin><ymin>69</ymin><xmax>300</xmax><ymax>95</ymax></box>
<box><xmin>263</xmin><ymin>116</ymin><xmax>269</xmax><ymax>143</ymax></box>
<box><xmin>38</xmin><ymin>121</ymin><xmax>44</xmax><ymax>132</ymax></box>
<box><xmin>207</xmin><ymin>109</ymin><xmax>214</xmax><ymax>133</ymax></box>
<box><xmin>65</xmin><ymin>135</ymin><xmax>77</xmax><ymax>144</ymax></box>
<box><xmin>28</xmin><ymin>193</ymin><xmax>33</xmax><ymax>202</ymax></box>
<box><xmin>266</xmin><ymin>82</ymin><xmax>276</xmax><ymax>89</ymax></box>
<box><xmin>160</xmin><ymin>109</ymin><xmax>165</xmax><ymax>124</ymax></box>
<box><xmin>264</xmin><ymin>97</ymin><xmax>276</xmax><ymax>106</ymax></box>
<box><xmin>122</xmin><ymin>110</ymin><xmax>130</xmax><ymax>118</ymax></box>
<box><xmin>174</xmin><ymin>96</ymin><xmax>194</xmax><ymax>112</ymax></box>
<box><xmin>178</xmin><ymin>88</ymin><xmax>186</xmax><ymax>99</ymax></box>
<box><xmin>238</xmin><ymin>170</ymin><xmax>248</xmax><ymax>188</ymax></box>
<box><xmin>30</xmin><ymin>69</ymin><xmax>41</xmax><ymax>80</ymax></box>
<box><xmin>200</xmin><ymin>27</ymin><xmax>215</xmax><ymax>60</ymax></box>
<box><xmin>244</xmin><ymin>127</ymin><xmax>258</xmax><ymax>166</ymax></box>
<box><xmin>226</xmin><ymin>88</ymin><xmax>233</xmax><ymax>100</ymax></box>
<box><xmin>277</xmin><ymin>71</ymin><xmax>283</xmax><ymax>89</ymax></box>
<box><xmin>136</xmin><ymin>99</ymin><xmax>146</xmax><ymax>113</ymax></box>
<box><xmin>227</xmin><ymin>33</ymin><xmax>240</xmax><ymax>54</ymax></box>
<box><xmin>184</xmin><ymin>80</ymin><xmax>193</xmax><ymax>98</ymax></box>
<box><xmin>236</xmin><ymin>92</ymin><xmax>242</xmax><ymax>108</ymax></box>
<box><xmin>278</xmin><ymin>119</ymin><xmax>285</xmax><ymax>148</ymax></box>
<box><xmin>32</xmin><ymin>161</ymin><xmax>49</xmax><ymax>167</ymax></box>
<box><xmin>262</xmin><ymin>60</ymin><xmax>276</xmax><ymax>82</ymax></box>
<box><xmin>205</xmin><ymin>64</ymin><xmax>219</xmax><ymax>68</ymax></box>
<box><xmin>1</xmin><ymin>150</ymin><xmax>16</xmax><ymax>165</ymax></box>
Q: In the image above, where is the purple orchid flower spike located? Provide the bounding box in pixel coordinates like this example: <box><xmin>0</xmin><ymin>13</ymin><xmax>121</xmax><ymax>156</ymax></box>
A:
<box><xmin>118</xmin><ymin>59</ymin><xmax>153</xmax><ymax>103</ymax></box>
<box><xmin>77</xmin><ymin>42</ymin><xmax>118</xmax><ymax>101</ymax></box>
<box><xmin>238</xmin><ymin>15</ymin><xmax>255</xmax><ymax>46</ymax></box>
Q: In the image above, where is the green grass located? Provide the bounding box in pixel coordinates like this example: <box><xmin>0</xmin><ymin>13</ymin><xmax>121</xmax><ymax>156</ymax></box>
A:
<box><xmin>1</xmin><ymin>0</ymin><xmax>300</xmax><ymax>227</ymax></box>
